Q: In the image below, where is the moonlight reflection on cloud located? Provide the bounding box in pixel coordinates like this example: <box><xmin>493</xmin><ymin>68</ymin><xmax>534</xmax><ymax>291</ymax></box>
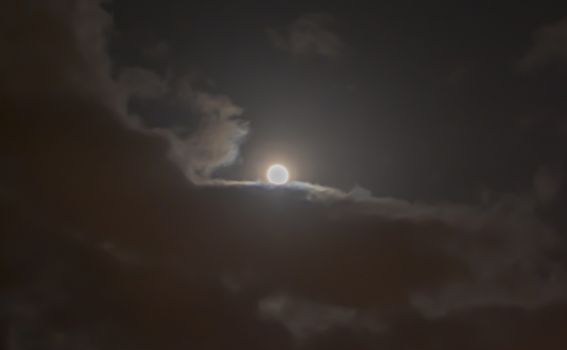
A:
<box><xmin>267</xmin><ymin>164</ymin><xmax>290</xmax><ymax>185</ymax></box>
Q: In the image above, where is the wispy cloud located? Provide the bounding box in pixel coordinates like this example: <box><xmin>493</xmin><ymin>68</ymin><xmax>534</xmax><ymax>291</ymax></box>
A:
<box><xmin>115</xmin><ymin>67</ymin><xmax>250</xmax><ymax>182</ymax></box>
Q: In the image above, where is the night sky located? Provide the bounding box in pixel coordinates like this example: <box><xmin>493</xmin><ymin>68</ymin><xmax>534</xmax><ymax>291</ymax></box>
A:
<box><xmin>2</xmin><ymin>1</ymin><xmax>567</xmax><ymax>349</ymax></box>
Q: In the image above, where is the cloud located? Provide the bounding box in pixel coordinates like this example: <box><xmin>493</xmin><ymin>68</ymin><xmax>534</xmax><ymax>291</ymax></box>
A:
<box><xmin>518</xmin><ymin>17</ymin><xmax>567</xmax><ymax>71</ymax></box>
<box><xmin>3</xmin><ymin>1</ymin><xmax>567</xmax><ymax>349</ymax></box>
<box><xmin>152</xmin><ymin>81</ymin><xmax>249</xmax><ymax>182</ymax></box>
<box><xmin>259</xmin><ymin>294</ymin><xmax>383</xmax><ymax>341</ymax></box>
<box><xmin>118</xmin><ymin>67</ymin><xmax>168</xmax><ymax>99</ymax></box>
<box><xmin>180</xmin><ymin>92</ymin><xmax>249</xmax><ymax>179</ymax></box>
<box><xmin>113</xmin><ymin>65</ymin><xmax>250</xmax><ymax>182</ymax></box>
<box><xmin>0</xmin><ymin>0</ymin><xmax>116</xmax><ymax>102</ymax></box>
<box><xmin>196</xmin><ymin>178</ymin><xmax>566</xmax><ymax>328</ymax></box>
<box><xmin>269</xmin><ymin>13</ymin><xmax>345</xmax><ymax>59</ymax></box>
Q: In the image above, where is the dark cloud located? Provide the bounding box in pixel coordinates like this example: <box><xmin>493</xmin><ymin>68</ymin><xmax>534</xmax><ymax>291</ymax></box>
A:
<box><xmin>518</xmin><ymin>17</ymin><xmax>567</xmax><ymax>70</ymax></box>
<box><xmin>2</xmin><ymin>1</ymin><xmax>567</xmax><ymax>349</ymax></box>
<box><xmin>269</xmin><ymin>13</ymin><xmax>345</xmax><ymax>59</ymax></box>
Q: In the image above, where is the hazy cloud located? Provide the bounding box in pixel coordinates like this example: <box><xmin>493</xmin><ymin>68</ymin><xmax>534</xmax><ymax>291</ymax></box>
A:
<box><xmin>259</xmin><ymin>295</ymin><xmax>383</xmax><ymax>341</ymax></box>
<box><xmin>518</xmin><ymin>17</ymin><xmax>567</xmax><ymax>70</ymax></box>
<box><xmin>269</xmin><ymin>13</ymin><xmax>345</xmax><ymax>59</ymax></box>
<box><xmin>118</xmin><ymin>67</ymin><xmax>168</xmax><ymax>99</ymax></box>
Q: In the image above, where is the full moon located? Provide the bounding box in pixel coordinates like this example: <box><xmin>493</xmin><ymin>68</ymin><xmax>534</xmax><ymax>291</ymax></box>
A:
<box><xmin>267</xmin><ymin>164</ymin><xmax>289</xmax><ymax>185</ymax></box>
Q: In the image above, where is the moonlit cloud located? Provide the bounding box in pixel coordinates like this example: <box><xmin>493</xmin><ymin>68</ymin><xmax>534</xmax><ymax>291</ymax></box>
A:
<box><xmin>157</xmin><ymin>90</ymin><xmax>249</xmax><ymax>182</ymax></box>
<box><xmin>115</xmin><ymin>67</ymin><xmax>250</xmax><ymax>182</ymax></box>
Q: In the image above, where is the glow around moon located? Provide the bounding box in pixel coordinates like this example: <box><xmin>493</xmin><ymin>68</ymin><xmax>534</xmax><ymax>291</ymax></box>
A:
<box><xmin>267</xmin><ymin>164</ymin><xmax>289</xmax><ymax>185</ymax></box>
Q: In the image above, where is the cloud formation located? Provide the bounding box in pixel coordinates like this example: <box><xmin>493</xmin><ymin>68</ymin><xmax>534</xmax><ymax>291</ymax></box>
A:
<box><xmin>269</xmin><ymin>13</ymin><xmax>345</xmax><ymax>59</ymax></box>
<box><xmin>116</xmin><ymin>67</ymin><xmax>250</xmax><ymax>181</ymax></box>
<box><xmin>171</xmin><ymin>91</ymin><xmax>249</xmax><ymax>181</ymax></box>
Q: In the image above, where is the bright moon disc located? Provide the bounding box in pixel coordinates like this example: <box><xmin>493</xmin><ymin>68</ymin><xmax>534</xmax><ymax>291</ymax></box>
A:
<box><xmin>267</xmin><ymin>164</ymin><xmax>289</xmax><ymax>185</ymax></box>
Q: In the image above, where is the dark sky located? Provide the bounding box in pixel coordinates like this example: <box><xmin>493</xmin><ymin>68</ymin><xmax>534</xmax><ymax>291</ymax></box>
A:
<box><xmin>2</xmin><ymin>1</ymin><xmax>567</xmax><ymax>349</ymax></box>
